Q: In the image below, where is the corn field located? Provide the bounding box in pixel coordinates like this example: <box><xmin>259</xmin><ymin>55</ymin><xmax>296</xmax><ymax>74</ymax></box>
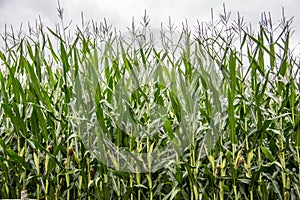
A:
<box><xmin>0</xmin><ymin>7</ymin><xmax>299</xmax><ymax>200</ymax></box>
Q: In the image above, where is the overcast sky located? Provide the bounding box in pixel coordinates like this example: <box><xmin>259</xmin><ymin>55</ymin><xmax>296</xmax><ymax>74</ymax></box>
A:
<box><xmin>0</xmin><ymin>0</ymin><xmax>299</xmax><ymax>54</ymax></box>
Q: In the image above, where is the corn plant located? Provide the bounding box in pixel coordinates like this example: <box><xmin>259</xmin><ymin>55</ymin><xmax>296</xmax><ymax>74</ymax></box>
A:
<box><xmin>0</xmin><ymin>5</ymin><xmax>299</xmax><ymax>200</ymax></box>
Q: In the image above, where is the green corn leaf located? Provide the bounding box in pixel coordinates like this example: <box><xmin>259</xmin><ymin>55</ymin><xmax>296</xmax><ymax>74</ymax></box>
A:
<box><xmin>261</xmin><ymin>146</ymin><xmax>275</xmax><ymax>162</ymax></box>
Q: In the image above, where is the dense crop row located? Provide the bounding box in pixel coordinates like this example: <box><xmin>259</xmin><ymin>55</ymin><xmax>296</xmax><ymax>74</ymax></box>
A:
<box><xmin>0</xmin><ymin>7</ymin><xmax>299</xmax><ymax>200</ymax></box>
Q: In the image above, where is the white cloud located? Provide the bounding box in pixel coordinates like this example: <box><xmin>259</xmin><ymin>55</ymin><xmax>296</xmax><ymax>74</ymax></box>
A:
<box><xmin>0</xmin><ymin>0</ymin><xmax>299</xmax><ymax>53</ymax></box>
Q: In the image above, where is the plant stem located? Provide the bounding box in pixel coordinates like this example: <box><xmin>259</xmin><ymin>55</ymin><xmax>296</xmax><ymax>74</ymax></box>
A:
<box><xmin>279</xmin><ymin>114</ymin><xmax>289</xmax><ymax>198</ymax></box>
<box><xmin>136</xmin><ymin>142</ymin><xmax>142</xmax><ymax>200</ymax></box>
<box><xmin>258</xmin><ymin>146</ymin><xmax>262</xmax><ymax>197</ymax></box>
<box><xmin>219</xmin><ymin>114</ymin><xmax>226</xmax><ymax>200</ymax></box>
<box><xmin>66</xmin><ymin>153</ymin><xmax>70</xmax><ymax>200</ymax></box>
<box><xmin>87</xmin><ymin>156</ymin><xmax>91</xmax><ymax>200</ymax></box>
<box><xmin>190</xmin><ymin>143</ymin><xmax>199</xmax><ymax>200</ymax></box>
<box><xmin>136</xmin><ymin>170</ymin><xmax>141</xmax><ymax>200</ymax></box>
<box><xmin>297</xmin><ymin>147</ymin><xmax>300</xmax><ymax>184</ymax></box>
<box><xmin>45</xmin><ymin>145</ymin><xmax>50</xmax><ymax>198</ymax></box>
<box><xmin>242</xmin><ymin>83</ymin><xmax>253</xmax><ymax>200</ymax></box>
<box><xmin>146</xmin><ymin>139</ymin><xmax>153</xmax><ymax>200</ymax></box>
<box><xmin>33</xmin><ymin>149</ymin><xmax>41</xmax><ymax>200</ymax></box>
